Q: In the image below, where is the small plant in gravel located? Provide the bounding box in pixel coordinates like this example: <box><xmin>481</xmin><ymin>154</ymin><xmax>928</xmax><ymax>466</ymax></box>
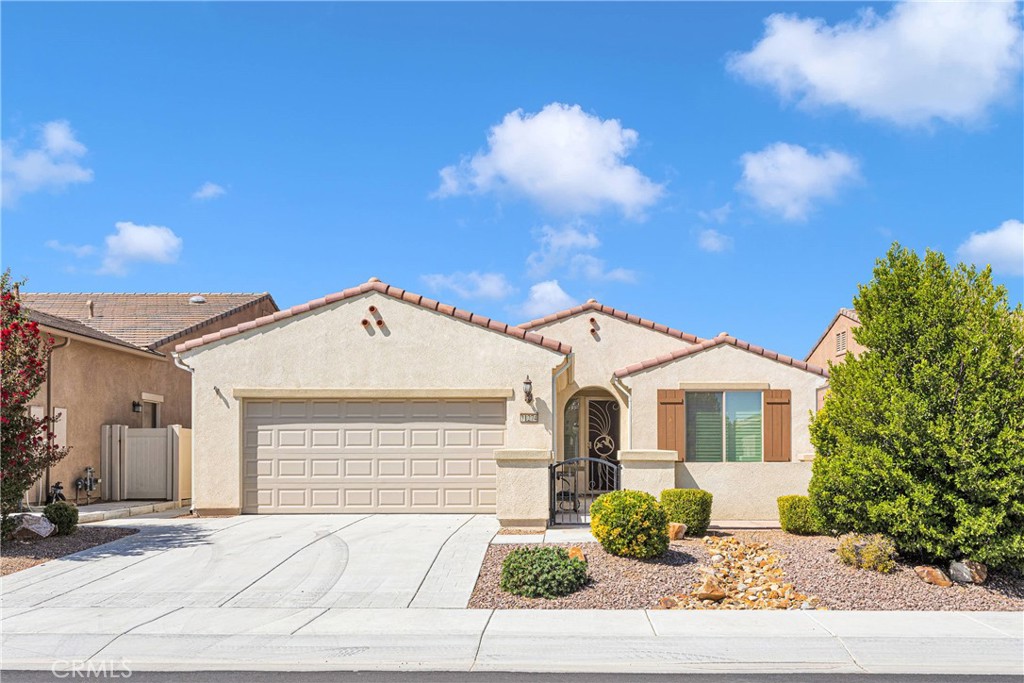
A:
<box><xmin>43</xmin><ymin>501</ymin><xmax>78</xmax><ymax>536</ymax></box>
<box><xmin>591</xmin><ymin>490</ymin><xmax>669</xmax><ymax>559</ymax></box>
<box><xmin>499</xmin><ymin>546</ymin><xmax>588</xmax><ymax>599</ymax></box>
<box><xmin>837</xmin><ymin>533</ymin><xmax>897</xmax><ymax>573</ymax></box>
<box><xmin>660</xmin><ymin>489</ymin><xmax>712</xmax><ymax>537</ymax></box>
<box><xmin>778</xmin><ymin>496</ymin><xmax>823</xmax><ymax>535</ymax></box>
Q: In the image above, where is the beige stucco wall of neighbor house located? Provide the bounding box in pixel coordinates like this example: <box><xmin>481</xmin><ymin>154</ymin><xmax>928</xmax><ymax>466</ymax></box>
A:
<box><xmin>623</xmin><ymin>344</ymin><xmax>827</xmax><ymax>460</ymax></box>
<box><xmin>806</xmin><ymin>314</ymin><xmax>865</xmax><ymax>369</ymax></box>
<box><xmin>528</xmin><ymin>311</ymin><xmax>697</xmax><ymax>457</ymax></box>
<box><xmin>26</xmin><ymin>300</ymin><xmax>278</xmax><ymax>505</ymax></box>
<box><xmin>677</xmin><ymin>462</ymin><xmax>814</xmax><ymax>520</ymax></box>
<box><xmin>181</xmin><ymin>291</ymin><xmax>567</xmax><ymax>513</ymax></box>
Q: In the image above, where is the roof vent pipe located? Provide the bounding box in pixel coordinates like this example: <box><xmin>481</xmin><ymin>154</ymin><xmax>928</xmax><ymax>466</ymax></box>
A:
<box><xmin>189</xmin><ymin>295</ymin><xmax>207</xmax><ymax>304</ymax></box>
<box><xmin>86</xmin><ymin>300</ymin><xmax>94</xmax><ymax>318</ymax></box>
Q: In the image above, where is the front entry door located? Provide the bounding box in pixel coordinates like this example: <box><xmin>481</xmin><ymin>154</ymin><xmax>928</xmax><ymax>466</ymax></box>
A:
<box><xmin>587</xmin><ymin>399</ymin><xmax>620</xmax><ymax>491</ymax></box>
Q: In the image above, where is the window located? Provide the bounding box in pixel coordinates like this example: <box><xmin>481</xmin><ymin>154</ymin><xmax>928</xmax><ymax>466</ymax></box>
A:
<box><xmin>836</xmin><ymin>330</ymin><xmax>848</xmax><ymax>354</ymax></box>
<box><xmin>685</xmin><ymin>391</ymin><xmax>763</xmax><ymax>462</ymax></box>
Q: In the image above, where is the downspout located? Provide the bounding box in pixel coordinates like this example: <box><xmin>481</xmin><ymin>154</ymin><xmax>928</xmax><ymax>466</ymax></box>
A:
<box><xmin>550</xmin><ymin>353</ymin><xmax>573</xmax><ymax>462</ymax></box>
<box><xmin>43</xmin><ymin>337</ymin><xmax>72</xmax><ymax>503</ymax></box>
<box><xmin>610</xmin><ymin>374</ymin><xmax>632</xmax><ymax>450</ymax></box>
<box><xmin>172</xmin><ymin>352</ymin><xmax>197</xmax><ymax>515</ymax></box>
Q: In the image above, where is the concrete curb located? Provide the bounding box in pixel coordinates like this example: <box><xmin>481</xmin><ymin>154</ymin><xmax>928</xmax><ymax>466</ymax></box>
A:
<box><xmin>1</xmin><ymin>608</ymin><xmax>1020</xmax><ymax>675</ymax></box>
<box><xmin>78</xmin><ymin>501</ymin><xmax>185</xmax><ymax>524</ymax></box>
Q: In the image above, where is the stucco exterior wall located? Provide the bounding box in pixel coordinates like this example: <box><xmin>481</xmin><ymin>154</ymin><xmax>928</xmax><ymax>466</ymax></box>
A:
<box><xmin>530</xmin><ymin>311</ymin><xmax>696</xmax><ymax>457</ymax></box>
<box><xmin>182</xmin><ymin>291</ymin><xmax>566</xmax><ymax>512</ymax></box>
<box><xmin>806</xmin><ymin>315</ymin><xmax>865</xmax><ymax>369</ymax></box>
<box><xmin>26</xmin><ymin>299</ymin><xmax>277</xmax><ymax>505</ymax></box>
<box><xmin>676</xmin><ymin>462</ymin><xmax>813</xmax><ymax>520</ymax></box>
<box><xmin>622</xmin><ymin>344</ymin><xmax>828</xmax><ymax>460</ymax></box>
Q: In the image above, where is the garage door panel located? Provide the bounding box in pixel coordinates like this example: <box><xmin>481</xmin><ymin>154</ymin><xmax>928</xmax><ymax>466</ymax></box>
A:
<box><xmin>243</xmin><ymin>399</ymin><xmax>503</xmax><ymax>514</ymax></box>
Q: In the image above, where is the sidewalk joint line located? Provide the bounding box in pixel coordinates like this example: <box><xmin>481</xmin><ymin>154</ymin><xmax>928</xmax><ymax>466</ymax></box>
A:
<box><xmin>406</xmin><ymin>514</ymin><xmax>476</xmax><ymax>608</ymax></box>
<box><xmin>803</xmin><ymin>612</ymin><xmax>868</xmax><ymax>674</ymax></box>
<box><xmin>217</xmin><ymin>514</ymin><xmax>371</xmax><ymax>607</ymax></box>
<box><xmin>962</xmin><ymin>612</ymin><xmax>1020</xmax><ymax>638</ymax></box>
<box><xmin>289</xmin><ymin>607</ymin><xmax>330</xmax><ymax>635</ymax></box>
<box><xmin>469</xmin><ymin>608</ymin><xmax>495</xmax><ymax>672</ymax></box>
<box><xmin>643</xmin><ymin>609</ymin><xmax>658</xmax><ymax>636</ymax></box>
<box><xmin>85</xmin><ymin>605</ymin><xmax>184</xmax><ymax>663</ymax></box>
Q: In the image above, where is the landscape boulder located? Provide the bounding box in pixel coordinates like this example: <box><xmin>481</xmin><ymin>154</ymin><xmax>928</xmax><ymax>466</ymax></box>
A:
<box><xmin>567</xmin><ymin>546</ymin><xmax>587</xmax><ymax>563</ymax></box>
<box><xmin>914</xmin><ymin>565</ymin><xmax>952</xmax><ymax>587</ymax></box>
<box><xmin>948</xmin><ymin>560</ymin><xmax>987</xmax><ymax>585</ymax></box>
<box><xmin>668</xmin><ymin>523</ymin><xmax>688</xmax><ymax>541</ymax></box>
<box><xmin>694</xmin><ymin>576</ymin><xmax>727</xmax><ymax>602</ymax></box>
<box><xmin>12</xmin><ymin>514</ymin><xmax>56</xmax><ymax>541</ymax></box>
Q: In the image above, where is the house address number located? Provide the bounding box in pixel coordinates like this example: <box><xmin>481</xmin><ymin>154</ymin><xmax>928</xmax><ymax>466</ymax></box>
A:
<box><xmin>520</xmin><ymin>412</ymin><xmax>539</xmax><ymax>423</ymax></box>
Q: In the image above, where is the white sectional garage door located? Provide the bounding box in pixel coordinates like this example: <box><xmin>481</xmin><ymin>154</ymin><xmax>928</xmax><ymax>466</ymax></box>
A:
<box><xmin>242</xmin><ymin>398</ymin><xmax>505</xmax><ymax>513</ymax></box>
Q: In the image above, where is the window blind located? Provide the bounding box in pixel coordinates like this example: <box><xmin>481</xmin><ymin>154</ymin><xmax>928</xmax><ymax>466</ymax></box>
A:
<box><xmin>685</xmin><ymin>392</ymin><xmax>723</xmax><ymax>462</ymax></box>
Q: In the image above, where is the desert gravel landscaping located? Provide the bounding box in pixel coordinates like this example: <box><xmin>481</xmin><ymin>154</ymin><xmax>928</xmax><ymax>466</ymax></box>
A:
<box><xmin>1</xmin><ymin>526</ymin><xmax>138</xmax><ymax>576</ymax></box>
<box><xmin>470</xmin><ymin>530</ymin><xmax>1024</xmax><ymax>611</ymax></box>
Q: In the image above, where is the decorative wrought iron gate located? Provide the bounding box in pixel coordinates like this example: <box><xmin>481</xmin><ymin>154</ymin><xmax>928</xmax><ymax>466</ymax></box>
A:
<box><xmin>549</xmin><ymin>457</ymin><xmax>621</xmax><ymax>526</ymax></box>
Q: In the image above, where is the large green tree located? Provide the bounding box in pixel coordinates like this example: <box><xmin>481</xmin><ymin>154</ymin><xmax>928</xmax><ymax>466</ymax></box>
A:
<box><xmin>809</xmin><ymin>244</ymin><xmax>1024</xmax><ymax>570</ymax></box>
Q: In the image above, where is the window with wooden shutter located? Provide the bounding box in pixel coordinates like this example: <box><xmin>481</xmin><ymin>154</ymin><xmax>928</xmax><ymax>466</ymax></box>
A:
<box><xmin>763</xmin><ymin>389</ymin><xmax>792</xmax><ymax>462</ymax></box>
<box><xmin>657</xmin><ymin>389</ymin><xmax>685</xmax><ymax>460</ymax></box>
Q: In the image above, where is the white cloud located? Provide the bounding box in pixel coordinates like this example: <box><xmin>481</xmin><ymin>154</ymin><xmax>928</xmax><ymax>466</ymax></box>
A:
<box><xmin>421</xmin><ymin>271</ymin><xmax>515</xmax><ymax>300</ymax></box>
<box><xmin>957</xmin><ymin>219</ymin><xmax>1024</xmax><ymax>276</ymax></box>
<box><xmin>2</xmin><ymin>120</ymin><xmax>93</xmax><ymax>207</ymax></box>
<box><xmin>518</xmin><ymin>280</ymin><xmax>577</xmax><ymax>319</ymax></box>
<box><xmin>526</xmin><ymin>224</ymin><xmax>635</xmax><ymax>283</ymax></box>
<box><xmin>698</xmin><ymin>203</ymin><xmax>732</xmax><ymax>225</ymax></box>
<box><xmin>99</xmin><ymin>221</ymin><xmax>183</xmax><ymax>275</ymax></box>
<box><xmin>434</xmin><ymin>103</ymin><xmax>664</xmax><ymax>218</ymax></box>
<box><xmin>697</xmin><ymin>228</ymin><xmax>734</xmax><ymax>253</ymax></box>
<box><xmin>192</xmin><ymin>181</ymin><xmax>226</xmax><ymax>200</ymax></box>
<box><xmin>727</xmin><ymin>2</ymin><xmax>1023</xmax><ymax>126</ymax></box>
<box><xmin>45</xmin><ymin>239</ymin><xmax>95</xmax><ymax>258</ymax></box>
<box><xmin>738</xmin><ymin>143</ymin><xmax>859</xmax><ymax>221</ymax></box>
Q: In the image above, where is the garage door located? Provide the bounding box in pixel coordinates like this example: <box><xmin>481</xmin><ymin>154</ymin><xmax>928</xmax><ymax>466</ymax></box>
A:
<box><xmin>242</xmin><ymin>399</ymin><xmax>505</xmax><ymax>513</ymax></box>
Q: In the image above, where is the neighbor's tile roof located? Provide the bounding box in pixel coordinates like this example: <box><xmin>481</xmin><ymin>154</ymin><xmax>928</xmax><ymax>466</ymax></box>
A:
<box><xmin>518</xmin><ymin>300</ymin><xmax>703</xmax><ymax>344</ymax></box>
<box><xmin>20</xmin><ymin>292</ymin><xmax>276</xmax><ymax>349</ymax></box>
<box><xmin>614</xmin><ymin>333</ymin><xmax>829</xmax><ymax>378</ymax></box>
<box><xmin>24</xmin><ymin>307</ymin><xmax>163</xmax><ymax>356</ymax></box>
<box><xmin>175</xmin><ymin>279</ymin><xmax>572</xmax><ymax>355</ymax></box>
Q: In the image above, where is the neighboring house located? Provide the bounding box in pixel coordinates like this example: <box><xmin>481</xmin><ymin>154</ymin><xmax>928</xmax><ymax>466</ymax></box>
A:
<box><xmin>805</xmin><ymin>308</ymin><xmax>866</xmax><ymax>410</ymax></box>
<box><xmin>176</xmin><ymin>278</ymin><xmax>828</xmax><ymax>523</ymax></box>
<box><xmin>23</xmin><ymin>292</ymin><xmax>278</xmax><ymax>504</ymax></box>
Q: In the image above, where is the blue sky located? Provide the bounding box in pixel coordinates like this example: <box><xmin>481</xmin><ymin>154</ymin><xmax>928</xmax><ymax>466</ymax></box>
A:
<box><xmin>3</xmin><ymin>2</ymin><xmax>1022</xmax><ymax>359</ymax></box>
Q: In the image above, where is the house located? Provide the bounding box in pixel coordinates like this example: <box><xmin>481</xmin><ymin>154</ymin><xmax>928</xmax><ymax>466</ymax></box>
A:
<box><xmin>805</xmin><ymin>308</ymin><xmax>866</xmax><ymax>410</ymax></box>
<box><xmin>22</xmin><ymin>292</ymin><xmax>278</xmax><ymax>504</ymax></box>
<box><xmin>175</xmin><ymin>279</ymin><xmax>829</xmax><ymax>524</ymax></box>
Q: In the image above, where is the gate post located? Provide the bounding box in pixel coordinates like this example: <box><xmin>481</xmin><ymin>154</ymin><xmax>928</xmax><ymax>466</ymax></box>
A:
<box><xmin>619</xmin><ymin>450</ymin><xmax>677</xmax><ymax>497</ymax></box>
<box><xmin>494</xmin><ymin>449</ymin><xmax>551</xmax><ymax>530</ymax></box>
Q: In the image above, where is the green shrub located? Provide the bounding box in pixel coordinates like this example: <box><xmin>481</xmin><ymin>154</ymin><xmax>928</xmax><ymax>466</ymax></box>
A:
<box><xmin>809</xmin><ymin>244</ymin><xmax>1024</xmax><ymax>570</ymax></box>
<box><xmin>1</xmin><ymin>516</ymin><xmax>17</xmax><ymax>541</ymax></box>
<box><xmin>499</xmin><ymin>546</ymin><xmax>588</xmax><ymax>599</ymax></box>
<box><xmin>660</xmin><ymin>489</ymin><xmax>713</xmax><ymax>536</ymax></box>
<box><xmin>590</xmin><ymin>490</ymin><xmax>669</xmax><ymax>559</ymax></box>
<box><xmin>778</xmin><ymin>495</ymin><xmax>823</xmax><ymax>535</ymax></box>
<box><xmin>837</xmin><ymin>533</ymin><xmax>898</xmax><ymax>573</ymax></box>
<box><xmin>44</xmin><ymin>501</ymin><xmax>78</xmax><ymax>536</ymax></box>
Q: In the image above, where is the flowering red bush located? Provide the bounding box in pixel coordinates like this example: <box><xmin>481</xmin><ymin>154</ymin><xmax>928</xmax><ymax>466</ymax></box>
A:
<box><xmin>1</xmin><ymin>270</ymin><xmax>69</xmax><ymax>534</ymax></box>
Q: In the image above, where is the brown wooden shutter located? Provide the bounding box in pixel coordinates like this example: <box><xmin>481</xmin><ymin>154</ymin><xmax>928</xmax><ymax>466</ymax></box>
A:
<box><xmin>763</xmin><ymin>389</ymin><xmax>791</xmax><ymax>462</ymax></box>
<box><xmin>657</xmin><ymin>389</ymin><xmax>686</xmax><ymax>460</ymax></box>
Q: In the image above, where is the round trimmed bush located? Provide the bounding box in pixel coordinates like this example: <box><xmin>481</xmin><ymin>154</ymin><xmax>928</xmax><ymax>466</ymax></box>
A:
<box><xmin>837</xmin><ymin>533</ymin><xmax>898</xmax><ymax>573</ymax></box>
<box><xmin>590</xmin><ymin>489</ymin><xmax>668</xmax><ymax>559</ymax></box>
<box><xmin>777</xmin><ymin>495</ymin><xmax>823</xmax><ymax>535</ymax></box>
<box><xmin>499</xmin><ymin>546</ymin><xmax>588</xmax><ymax>599</ymax></box>
<box><xmin>660</xmin><ymin>489</ymin><xmax>713</xmax><ymax>536</ymax></box>
<box><xmin>44</xmin><ymin>501</ymin><xmax>78</xmax><ymax>536</ymax></box>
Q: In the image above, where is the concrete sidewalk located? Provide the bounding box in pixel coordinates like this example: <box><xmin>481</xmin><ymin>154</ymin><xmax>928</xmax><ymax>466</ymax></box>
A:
<box><xmin>1</xmin><ymin>608</ymin><xmax>1020</xmax><ymax>675</ymax></box>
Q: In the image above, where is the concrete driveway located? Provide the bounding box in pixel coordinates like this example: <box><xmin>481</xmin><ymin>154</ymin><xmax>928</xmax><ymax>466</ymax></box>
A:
<box><xmin>0</xmin><ymin>514</ymin><xmax>498</xmax><ymax>611</ymax></box>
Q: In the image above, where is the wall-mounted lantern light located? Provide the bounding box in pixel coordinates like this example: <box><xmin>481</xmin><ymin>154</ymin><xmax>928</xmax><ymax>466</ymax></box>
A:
<box><xmin>132</xmin><ymin>401</ymin><xmax>143</xmax><ymax>413</ymax></box>
<box><xmin>523</xmin><ymin>376</ymin><xmax>533</xmax><ymax>404</ymax></box>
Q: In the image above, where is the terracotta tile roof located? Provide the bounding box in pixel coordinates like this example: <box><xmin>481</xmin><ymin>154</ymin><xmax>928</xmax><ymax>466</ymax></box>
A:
<box><xmin>20</xmin><ymin>293</ymin><xmax>276</xmax><ymax>349</ymax></box>
<box><xmin>613</xmin><ymin>333</ymin><xmax>829</xmax><ymax>378</ymax></box>
<box><xmin>805</xmin><ymin>307</ymin><xmax>860</xmax><ymax>361</ymax></box>
<box><xmin>518</xmin><ymin>300</ymin><xmax>703</xmax><ymax>344</ymax></box>
<box><xmin>175</xmin><ymin>279</ymin><xmax>572</xmax><ymax>355</ymax></box>
<box><xmin>24</xmin><ymin>307</ymin><xmax>162</xmax><ymax>356</ymax></box>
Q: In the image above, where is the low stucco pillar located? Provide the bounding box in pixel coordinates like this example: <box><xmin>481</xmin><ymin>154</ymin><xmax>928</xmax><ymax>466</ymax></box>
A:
<box><xmin>619</xmin><ymin>449</ymin><xmax>677</xmax><ymax>498</ymax></box>
<box><xmin>494</xmin><ymin>449</ymin><xmax>551</xmax><ymax>530</ymax></box>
